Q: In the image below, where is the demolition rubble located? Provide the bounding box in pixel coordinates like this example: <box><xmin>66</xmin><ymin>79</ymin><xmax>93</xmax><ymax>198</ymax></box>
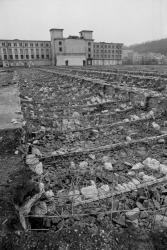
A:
<box><xmin>7</xmin><ymin>66</ymin><xmax>167</xmax><ymax>234</ymax></box>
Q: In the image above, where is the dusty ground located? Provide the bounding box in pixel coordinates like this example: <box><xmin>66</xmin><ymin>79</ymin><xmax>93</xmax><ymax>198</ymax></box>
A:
<box><xmin>1</xmin><ymin>66</ymin><xmax>167</xmax><ymax>249</ymax></box>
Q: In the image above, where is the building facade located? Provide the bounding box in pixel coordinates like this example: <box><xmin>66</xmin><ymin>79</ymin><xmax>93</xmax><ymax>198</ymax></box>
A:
<box><xmin>50</xmin><ymin>29</ymin><xmax>94</xmax><ymax>66</ymax></box>
<box><xmin>0</xmin><ymin>28</ymin><xmax>123</xmax><ymax>67</ymax></box>
<box><xmin>93</xmin><ymin>42</ymin><xmax>123</xmax><ymax>65</ymax></box>
<box><xmin>0</xmin><ymin>40</ymin><xmax>51</xmax><ymax>67</ymax></box>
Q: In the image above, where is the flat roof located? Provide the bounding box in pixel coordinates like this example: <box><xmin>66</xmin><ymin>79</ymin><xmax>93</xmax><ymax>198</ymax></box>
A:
<box><xmin>49</xmin><ymin>28</ymin><xmax>64</xmax><ymax>31</ymax></box>
<box><xmin>79</xmin><ymin>30</ymin><xmax>93</xmax><ymax>33</ymax></box>
<box><xmin>0</xmin><ymin>39</ymin><xmax>50</xmax><ymax>42</ymax></box>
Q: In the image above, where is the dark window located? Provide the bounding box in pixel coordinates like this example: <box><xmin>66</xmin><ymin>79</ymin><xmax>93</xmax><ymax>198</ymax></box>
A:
<box><xmin>59</xmin><ymin>41</ymin><xmax>62</xmax><ymax>45</ymax></box>
<box><xmin>25</xmin><ymin>43</ymin><xmax>28</xmax><ymax>47</ymax></box>
<box><xmin>41</xmin><ymin>55</ymin><xmax>44</xmax><ymax>59</ymax></box>
<box><xmin>88</xmin><ymin>42</ymin><xmax>91</xmax><ymax>46</ymax></box>
<box><xmin>20</xmin><ymin>49</ymin><xmax>23</xmax><ymax>54</ymax></box>
<box><xmin>31</xmin><ymin>49</ymin><xmax>34</xmax><ymax>53</ymax></box>
<box><xmin>2</xmin><ymin>42</ymin><xmax>6</xmax><ymax>46</ymax></box>
<box><xmin>14</xmin><ymin>49</ymin><xmax>18</xmax><ymax>54</ymax></box>
<box><xmin>4</xmin><ymin>55</ymin><xmax>7</xmax><ymax>59</ymax></box>
<box><xmin>30</xmin><ymin>43</ymin><xmax>33</xmax><ymax>47</ymax></box>
<box><xmin>31</xmin><ymin>55</ymin><xmax>34</xmax><ymax>59</ymax></box>
<box><xmin>9</xmin><ymin>55</ymin><xmax>13</xmax><ymax>59</ymax></box>
<box><xmin>19</xmin><ymin>43</ymin><xmax>23</xmax><ymax>46</ymax></box>
<box><xmin>26</xmin><ymin>55</ymin><xmax>29</xmax><ymax>59</ymax></box>
<box><xmin>3</xmin><ymin>48</ymin><xmax>6</xmax><ymax>53</ymax></box>
<box><xmin>21</xmin><ymin>55</ymin><xmax>24</xmax><ymax>59</ymax></box>
<box><xmin>59</xmin><ymin>47</ymin><xmax>62</xmax><ymax>52</ymax></box>
<box><xmin>8</xmin><ymin>43</ymin><xmax>11</xmax><ymax>46</ymax></box>
<box><xmin>46</xmin><ymin>43</ymin><xmax>49</xmax><ymax>47</ymax></box>
<box><xmin>35</xmin><ymin>43</ymin><xmax>38</xmax><ymax>46</ymax></box>
<box><xmin>88</xmin><ymin>48</ymin><xmax>91</xmax><ymax>52</ymax></box>
<box><xmin>14</xmin><ymin>43</ymin><xmax>17</xmax><ymax>47</ymax></box>
<box><xmin>88</xmin><ymin>54</ymin><xmax>91</xmax><ymax>58</ymax></box>
<box><xmin>15</xmin><ymin>55</ymin><xmax>18</xmax><ymax>59</ymax></box>
<box><xmin>46</xmin><ymin>55</ymin><xmax>49</xmax><ymax>59</ymax></box>
<box><xmin>41</xmin><ymin>43</ymin><xmax>43</xmax><ymax>47</ymax></box>
<box><xmin>36</xmin><ymin>55</ymin><xmax>39</xmax><ymax>59</ymax></box>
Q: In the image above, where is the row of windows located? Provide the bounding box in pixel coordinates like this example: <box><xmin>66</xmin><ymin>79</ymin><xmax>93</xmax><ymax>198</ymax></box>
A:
<box><xmin>94</xmin><ymin>54</ymin><xmax>122</xmax><ymax>59</ymax></box>
<box><xmin>94</xmin><ymin>49</ymin><xmax>122</xmax><ymax>54</ymax></box>
<box><xmin>3</xmin><ymin>54</ymin><xmax>50</xmax><ymax>60</ymax></box>
<box><xmin>2</xmin><ymin>48</ymin><xmax>50</xmax><ymax>54</ymax></box>
<box><xmin>94</xmin><ymin>44</ymin><xmax>122</xmax><ymax>49</ymax></box>
<box><xmin>1</xmin><ymin>42</ymin><xmax>50</xmax><ymax>47</ymax></box>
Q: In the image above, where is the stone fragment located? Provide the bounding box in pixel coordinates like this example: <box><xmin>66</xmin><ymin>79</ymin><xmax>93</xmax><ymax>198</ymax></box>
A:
<box><xmin>98</xmin><ymin>184</ymin><xmax>110</xmax><ymax>197</ymax></box>
<box><xmin>126</xmin><ymin>208</ymin><xmax>140</xmax><ymax>221</ymax></box>
<box><xmin>127</xmin><ymin>171</ymin><xmax>136</xmax><ymax>176</ymax></box>
<box><xmin>30</xmin><ymin>162</ymin><xmax>43</xmax><ymax>175</ymax></box>
<box><xmin>32</xmin><ymin>147</ymin><xmax>42</xmax><ymax>157</ymax></box>
<box><xmin>140</xmin><ymin>211</ymin><xmax>148</xmax><ymax>219</ymax></box>
<box><xmin>79</xmin><ymin>161</ymin><xmax>88</xmax><ymax>169</ymax></box>
<box><xmin>143</xmin><ymin>158</ymin><xmax>160</xmax><ymax>171</ymax></box>
<box><xmin>89</xmin><ymin>154</ymin><xmax>96</xmax><ymax>160</ymax></box>
<box><xmin>127</xmin><ymin>182</ymin><xmax>136</xmax><ymax>190</ymax></box>
<box><xmin>159</xmin><ymin>164</ymin><xmax>167</xmax><ymax>175</ymax></box>
<box><xmin>104</xmin><ymin>162</ymin><xmax>113</xmax><ymax>171</ymax></box>
<box><xmin>152</xmin><ymin>122</ymin><xmax>160</xmax><ymax>130</ymax></box>
<box><xmin>136</xmin><ymin>201</ymin><xmax>144</xmax><ymax>210</ymax></box>
<box><xmin>131</xmin><ymin>179</ymin><xmax>140</xmax><ymax>186</ymax></box>
<box><xmin>142</xmin><ymin>174</ymin><xmax>156</xmax><ymax>182</ymax></box>
<box><xmin>81</xmin><ymin>181</ymin><xmax>98</xmax><ymax>199</ymax></box>
<box><xmin>68</xmin><ymin>190</ymin><xmax>81</xmax><ymax>203</ymax></box>
<box><xmin>126</xmin><ymin>136</ymin><xmax>131</xmax><ymax>142</ymax></box>
<box><xmin>33</xmin><ymin>201</ymin><xmax>47</xmax><ymax>217</ymax></box>
<box><xmin>132</xmin><ymin>162</ymin><xmax>144</xmax><ymax>170</ymax></box>
<box><xmin>45</xmin><ymin>190</ymin><xmax>54</xmax><ymax>201</ymax></box>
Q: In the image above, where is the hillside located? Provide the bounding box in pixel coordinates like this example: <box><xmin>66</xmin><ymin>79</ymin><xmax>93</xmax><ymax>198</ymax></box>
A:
<box><xmin>128</xmin><ymin>38</ymin><xmax>167</xmax><ymax>55</ymax></box>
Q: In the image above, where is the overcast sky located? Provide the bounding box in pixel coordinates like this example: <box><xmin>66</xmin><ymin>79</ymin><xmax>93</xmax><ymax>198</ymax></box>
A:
<box><xmin>0</xmin><ymin>0</ymin><xmax>167</xmax><ymax>45</ymax></box>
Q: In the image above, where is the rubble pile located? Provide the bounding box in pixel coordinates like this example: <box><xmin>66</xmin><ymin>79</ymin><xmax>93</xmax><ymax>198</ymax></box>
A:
<box><xmin>12</xmin><ymin>67</ymin><xmax>167</xmax><ymax>234</ymax></box>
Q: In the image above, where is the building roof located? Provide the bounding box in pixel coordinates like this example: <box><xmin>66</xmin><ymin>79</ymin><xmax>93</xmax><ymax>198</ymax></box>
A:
<box><xmin>49</xmin><ymin>28</ymin><xmax>64</xmax><ymax>32</ymax></box>
<box><xmin>0</xmin><ymin>39</ymin><xmax>50</xmax><ymax>42</ymax></box>
<box><xmin>79</xmin><ymin>30</ymin><xmax>93</xmax><ymax>33</ymax></box>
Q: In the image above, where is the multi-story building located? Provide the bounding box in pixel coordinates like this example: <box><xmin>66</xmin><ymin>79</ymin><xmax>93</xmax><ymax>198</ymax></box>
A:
<box><xmin>0</xmin><ymin>28</ymin><xmax>123</xmax><ymax>67</ymax></box>
<box><xmin>0</xmin><ymin>40</ymin><xmax>51</xmax><ymax>67</ymax></box>
<box><xmin>93</xmin><ymin>42</ymin><xmax>123</xmax><ymax>65</ymax></box>
<box><xmin>50</xmin><ymin>29</ymin><xmax>93</xmax><ymax>66</ymax></box>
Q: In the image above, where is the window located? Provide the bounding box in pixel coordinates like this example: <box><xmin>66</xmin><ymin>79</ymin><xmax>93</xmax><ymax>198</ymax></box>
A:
<box><xmin>88</xmin><ymin>48</ymin><xmax>91</xmax><ymax>52</ymax></box>
<box><xmin>25</xmin><ymin>49</ymin><xmax>28</xmax><ymax>54</ymax></box>
<box><xmin>4</xmin><ymin>55</ymin><xmax>7</xmax><ymax>60</ymax></box>
<box><xmin>14</xmin><ymin>43</ymin><xmax>17</xmax><ymax>47</ymax></box>
<box><xmin>108</xmin><ymin>45</ymin><xmax>111</xmax><ymax>48</ymax></box>
<box><xmin>59</xmin><ymin>47</ymin><xmax>62</xmax><ymax>52</ymax></box>
<box><xmin>3</xmin><ymin>48</ymin><xmax>6</xmax><ymax>53</ymax></box>
<box><xmin>36</xmin><ymin>55</ymin><xmax>39</xmax><ymax>59</ymax></box>
<box><xmin>36</xmin><ymin>49</ymin><xmax>39</xmax><ymax>53</ymax></box>
<box><xmin>30</xmin><ymin>43</ymin><xmax>33</xmax><ymax>47</ymax></box>
<box><xmin>46</xmin><ymin>43</ymin><xmax>49</xmax><ymax>47</ymax></box>
<box><xmin>2</xmin><ymin>42</ymin><xmax>6</xmax><ymax>46</ymax></box>
<box><xmin>9</xmin><ymin>55</ymin><xmax>13</xmax><ymax>59</ymax></box>
<box><xmin>35</xmin><ymin>43</ymin><xmax>38</xmax><ymax>47</ymax></box>
<box><xmin>46</xmin><ymin>54</ymin><xmax>49</xmax><ymax>59</ymax></box>
<box><xmin>15</xmin><ymin>55</ymin><xmax>18</xmax><ymax>59</ymax></box>
<box><xmin>25</xmin><ymin>43</ymin><xmax>28</xmax><ymax>47</ymax></box>
<box><xmin>8</xmin><ymin>43</ymin><xmax>11</xmax><ymax>46</ymax></box>
<box><xmin>41</xmin><ymin>43</ymin><xmax>43</xmax><ymax>47</ymax></box>
<box><xmin>101</xmin><ymin>50</ymin><xmax>103</xmax><ymax>53</ymax></box>
<box><xmin>88</xmin><ymin>42</ymin><xmax>91</xmax><ymax>46</ymax></box>
<box><xmin>31</xmin><ymin>55</ymin><xmax>34</xmax><ymax>59</ymax></box>
<box><xmin>46</xmin><ymin>49</ymin><xmax>50</xmax><ymax>53</ymax></box>
<box><xmin>9</xmin><ymin>49</ymin><xmax>12</xmax><ymax>54</ymax></box>
<box><xmin>31</xmin><ymin>49</ymin><xmax>34</xmax><ymax>53</ymax></box>
<box><xmin>21</xmin><ymin>55</ymin><xmax>24</xmax><ymax>59</ymax></box>
<box><xmin>88</xmin><ymin>54</ymin><xmax>91</xmax><ymax>58</ymax></box>
<box><xmin>59</xmin><ymin>41</ymin><xmax>62</xmax><ymax>45</ymax></box>
<box><xmin>20</xmin><ymin>49</ymin><xmax>23</xmax><ymax>54</ymax></box>
<box><xmin>26</xmin><ymin>55</ymin><xmax>29</xmax><ymax>59</ymax></box>
<box><xmin>19</xmin><ymin>43</ymin><xmax>23</xmax><ymax>47</ymax></box>
<box><xmin>41</xmin><ymin>55</ymin><xmax>44</xmax><ymax>59</ymax></box>
<box><xmin>14</xmin><ymin>49</ymin><xmax>18</xmax><ymax>54</ymax></box>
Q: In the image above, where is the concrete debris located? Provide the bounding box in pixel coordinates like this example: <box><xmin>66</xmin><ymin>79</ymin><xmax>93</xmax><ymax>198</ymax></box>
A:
<box><xmin>45</xmin><ymin>190</ymin><xmax>54</xmax><ymax>201</ymax></box>
<box><xmin>152</xmin><ymin>122</ymin><xmax>160</xmax><ymax>130</ymax></box>
<box><xmin>98</xmin><ymin>184</ymin><xmax>110</xmax><ymax>197</ymax></box>
<box><xmin>155</xmin><ymin>215</ymin><xmax>167</xmax><ymax>228</ymax></box>
<box><xmin>33</xmin><ymin>201</ymin><xmax>47</xmax><ymax>217</ymax></box>
<box><xmin>68</xmin><ymin>190</ymin><xmax>82</xmax><ymax>203</ymax></box>
<box><xmin>159</xmin><ymin>164</ymin><xmax>167</xmax><ymax>175</ymax></box>
<box><xmin>26</xmin><ymin>154</ymin><xmax>43</xmax><ymax>175</ymax></box>
<box><xmin>132</xmin><ymin>162</ymin><xmax>144</xmax><ymax>170</ymax></box>
<box><xmin>143</xmin><ymin>157</ymin><xmax>160</xmax><ymax>171</ymax></box>
<box><xmin>81</xmin><ymin>181</ymin><xmax>98</xmax><ymax>199</ymax></box>
<box><xmin>126</xmin><ymin>208</ymin><xmax>140</xmax><ymax>221</ymax></box>
<box><xmin>104</xmin><ymin>162</ymin><xmax>113</xmax><ymax>171</ymax></box>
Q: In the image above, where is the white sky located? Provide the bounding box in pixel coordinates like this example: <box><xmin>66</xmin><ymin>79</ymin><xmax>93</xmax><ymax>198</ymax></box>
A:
<box><xmin>0</xmin><ymin>0</ymin><xmax>167</xmax><ymax>45</ymax></box>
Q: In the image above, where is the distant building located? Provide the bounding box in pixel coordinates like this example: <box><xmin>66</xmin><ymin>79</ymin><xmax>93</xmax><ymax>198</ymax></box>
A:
<box><xmin>0</xmin><ymin>28</ymin><xmax>123</xmax><ymax>67</ymax></box>
<box><xmin>93</xmin><ymin>42</ymin><xmax>123</xmax><ymax>66</ymax></box>
<box><xmin>0</xmin><ymin>39</ymin><xmax>51</xmax><ymax>67</ymax></box>
<box><xmin>50</xmin><ymin>29</ymin><xmax>93</xmax><ymax>66</ymax></box>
